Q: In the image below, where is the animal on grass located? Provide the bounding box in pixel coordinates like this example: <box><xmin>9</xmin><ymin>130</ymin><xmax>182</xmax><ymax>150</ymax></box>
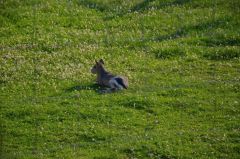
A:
<box><xmin>91</xmin><ymin>59</ymin><xmax>128</xmax><ymax>93</ymax></box>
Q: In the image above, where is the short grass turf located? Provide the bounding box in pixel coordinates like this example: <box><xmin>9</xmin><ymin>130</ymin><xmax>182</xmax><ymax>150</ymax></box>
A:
<box><xmin>1</xmin><ymin>0</ymin><xmax>240</xmax><ymax>158</ymax></box>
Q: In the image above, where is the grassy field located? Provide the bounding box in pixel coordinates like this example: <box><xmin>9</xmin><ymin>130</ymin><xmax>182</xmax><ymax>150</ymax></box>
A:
<box><xmin>1</xmin><ymin>0</ymin><xmax>240</xmax><ymax>158</ymax></box>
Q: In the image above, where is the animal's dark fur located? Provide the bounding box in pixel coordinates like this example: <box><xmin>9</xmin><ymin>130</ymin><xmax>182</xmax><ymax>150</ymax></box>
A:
<box><xmin>115</xmin><ymin>78</ymin><xmax>127</xmax><ymax>89</ymax></box>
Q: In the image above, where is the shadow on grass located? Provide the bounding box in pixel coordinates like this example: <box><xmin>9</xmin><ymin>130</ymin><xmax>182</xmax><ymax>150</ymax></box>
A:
<box><xmin>77</xmin><ymin>0</ymin><xmax>109</xmax><ymax>12</ymax></box>
<box><xmin>77</xmin><ymin>0</ymin><xmax>191</xmax><ymax>21</ymax></box>
<box><xmin>65</xmin><ymin>83</ymin><xmax>101</xmax><ymax>92</ymax></box>
<box><xmin>200</xmin><ymin>37</ymin><xmax>240</xmax><ymax>47</ymax></box>
<box><xmin>154</xmin><ymin>17</ymin><xmax>230</xmax><ymax>42</ymax></box>
<box><xmin>104</xmin><ymin>16</ymin><xmax>230</xmax><ymax>52</ymax></box>
<box><xmin>131</xmin><ymin>0</ymin><xmax>191</xmax><ymax>13</ymax></box>
<box><xmin>130</xmin><ymin>0</ymin><xmax>156</xmax><ymax>12</ymax></box>
<box><xmin>66</xmin><ymin>83</ymin><xmax>118</xmax><ymax>94</ymax></box>
<box><xmin>203</xmin><ymin>48</ymin><xmax>240</xmax><ymax>60</ymax></box>
<box><xmin>104</xmin><ymin>0</ymin><xmax>191</xmax><ymax>20</ymax></box>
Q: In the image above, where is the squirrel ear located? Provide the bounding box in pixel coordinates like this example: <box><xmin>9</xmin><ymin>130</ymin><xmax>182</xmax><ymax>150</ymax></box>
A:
<box><xmin>99</xmin><ymin>59</ymin><xmax>104</xmax><ymax>64</ymax></box>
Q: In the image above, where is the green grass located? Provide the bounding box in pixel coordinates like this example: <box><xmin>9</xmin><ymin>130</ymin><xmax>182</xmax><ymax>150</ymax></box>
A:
<box><xmin>1</xmin><ymin>0</ymin><xmax>240</xmax><ymax>158</ymax></box>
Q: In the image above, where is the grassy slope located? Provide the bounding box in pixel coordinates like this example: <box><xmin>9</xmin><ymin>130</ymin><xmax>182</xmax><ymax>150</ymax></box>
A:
<box><xmin>1</xmin><ymin>0</ymin><xmax>240</xmax><ymax>158</ymax></box>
